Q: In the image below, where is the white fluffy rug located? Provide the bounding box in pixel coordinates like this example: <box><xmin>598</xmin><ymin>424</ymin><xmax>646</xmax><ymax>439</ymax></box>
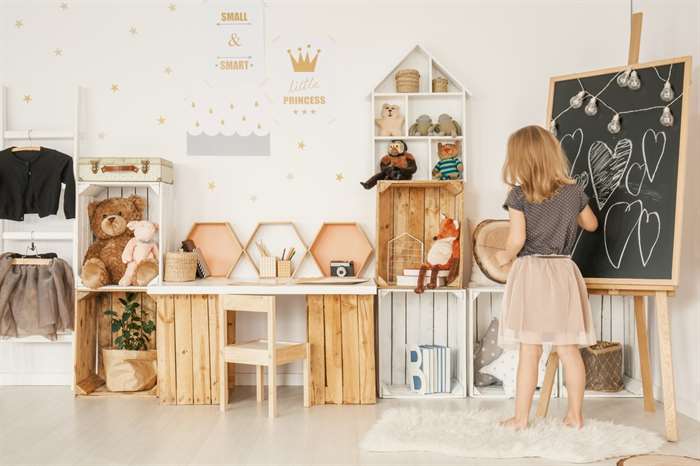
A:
<box><xmin>360</xmin><ymin>407</ymin><xmax>663</xmax><ymax>464</ymax></box>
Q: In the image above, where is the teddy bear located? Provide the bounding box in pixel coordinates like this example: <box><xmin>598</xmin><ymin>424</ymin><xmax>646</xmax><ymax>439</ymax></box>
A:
<box><xmin>80</xmin><ymin>195</ymin><xmax>146</xmax><ymax>289</ymax></box>
<box><xmin>433</xmin><ymin>113</ymin><xmax>462</xmax><ymax>137</ymax></box>
<box><xmin>119</xmin><ymin>220</ymin><xmax>159</xmax><ymax>287</ymax></box>
<box><xmin>361</xmin><ymin>139</ymin><xmax>417</xmax><ymax>189</ymax></box>
<box><xmin>375</xmin><ymin>103</ymin><xmax>404</xmax><ymax>137</ymax></box>
<box><xmin>432</xmin><ymin>141</ymin><xmax>464</xmax><ymax>180</ymax></box>
<box><xmin>408</xmin><ymin>114</ymin><xmax>434</xmax><ymax>136</ymax></box>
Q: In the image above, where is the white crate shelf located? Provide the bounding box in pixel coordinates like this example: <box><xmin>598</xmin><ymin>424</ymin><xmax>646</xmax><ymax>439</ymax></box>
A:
<box><xmin>468</xmin><ymin>285</ymin><xmax>645</xmax><ymax>399</ymax></box>
<box><xmin>378</xmin><ymin>288</ymin><xmax>467</xmax><ymax>399</ymax></box>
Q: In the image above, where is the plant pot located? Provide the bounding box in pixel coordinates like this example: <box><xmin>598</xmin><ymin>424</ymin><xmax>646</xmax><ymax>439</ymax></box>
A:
<box><xmin>102</xmin><ymin>348</ymin><xmax>157</xmax><ymax>392</ymax></box>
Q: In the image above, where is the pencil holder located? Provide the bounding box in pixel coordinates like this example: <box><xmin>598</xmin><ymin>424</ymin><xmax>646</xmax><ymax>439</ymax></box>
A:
<box><xmin>277</xmin><ymin>260</ymin><xmax>292</xmax><ymax>279</ymax></box>
<box><xmin>259</xmin><ymin>256</ymin><xmax>277</xmax><ymax>278</ymax></box>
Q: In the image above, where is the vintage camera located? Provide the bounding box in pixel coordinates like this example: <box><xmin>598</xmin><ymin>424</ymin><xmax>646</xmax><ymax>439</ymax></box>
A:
<box><xmin>330</xmin><ymin>260</ymin><xmax>355</xmax><ymax>278</ymax></box>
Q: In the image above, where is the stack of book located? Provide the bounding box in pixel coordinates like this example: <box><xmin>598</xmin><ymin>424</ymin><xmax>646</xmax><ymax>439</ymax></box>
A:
<box><xmin>396</xmin><ymin>269</ymin><xmax>448</xmax><ymax>287</ymax></box>
<box><xmin>407</xmin><ymin>344</ymin><xmax>452</xmax><ymax>395</ymax></box>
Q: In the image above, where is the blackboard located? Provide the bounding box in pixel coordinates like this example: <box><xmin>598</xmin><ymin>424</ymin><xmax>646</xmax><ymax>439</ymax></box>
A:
<box><xmin>547</xmin><ymin>57</ymin><xmax>691</xmax><ymax>287</ymax></box>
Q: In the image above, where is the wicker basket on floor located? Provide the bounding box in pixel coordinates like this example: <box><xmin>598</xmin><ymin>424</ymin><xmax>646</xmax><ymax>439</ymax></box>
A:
<box><xmin>395</xmin><ymin>69</ymin><xmax>420</xmax><ymax>92</ymax></box>
<box><xmin>581</xmin><ymin>341</ymin><xmax>624</xmax><ymax>392</ymax></box>
<box><xmin>164</xmin><ymin>251</ymin><xmax>197</xmax><ymax>282</ymax></box>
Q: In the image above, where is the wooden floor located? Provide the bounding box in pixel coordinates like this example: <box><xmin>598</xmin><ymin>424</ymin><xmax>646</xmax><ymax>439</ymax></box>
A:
<box><xmin>1</xmin><ymin>386</ymin><xmax>698</xmax><ymax>466</ymax></box>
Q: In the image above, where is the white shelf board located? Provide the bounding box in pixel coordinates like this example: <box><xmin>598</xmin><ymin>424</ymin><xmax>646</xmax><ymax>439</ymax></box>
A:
<box><xmin>148</xmin><ymin>277</ymin><xmax>377</xmax><ymax>296</ymax></box>
<box><xmin>2</xmin><ymin>231</ymin><xmax>73</xmax><ymax>240</ymax></box>
<box><xmin>76</xmin><ymin>285</ymin><xmax>149</xmax><ymax>293</ymax></box>
<box><xmin>4</xmin><ymin>129</ymin><xmax>74</xmax><ymax>140</ymax></box>
<box><xmin>374</xmin><ymin>92</ymin><xmax>465</xmax><ymax>97</ymax></box>
<box><xmin>381</xmin><ymin>380</ymin><xmax>465</xmax><ymax>399</ymax></box>
<box><xmin>373</xmin><ymin>136</ymin><xmax>463</xmax><ymax>141</ymax></box>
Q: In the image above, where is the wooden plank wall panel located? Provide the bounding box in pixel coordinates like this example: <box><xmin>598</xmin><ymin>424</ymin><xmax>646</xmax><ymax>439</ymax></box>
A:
<box><xmin>226</xmin><ymin>311</ymin><xmax>236</xmax><ymax>388</ymax></box>
<box><xmin>377</xmin><ymin>291</ymin><xmax>392</xmax><ymax>389</ymax></box>
<box><xmin>96</xmin><ymin>293</ymin><xmax>113</xmax><ymax>379</ymax></box>
<box><xmin>191</xmin><ymin>295</ymin><xmax>212</xmax><ymax>405</ymax></box>
<box><xmin>156</xmin><ymin>296</ymin><xmax>177</xmax><ymax>404</ymax></box>
<box><xmin>307</xmin><ymin>295</ymin><xmax>326</xmax><ymax>405</ymax></box>
<box><xmin>419</xmin><ymin>293</ymin><xmax>434</xmax><ymax>345</ymax></box>
<box><xmin>391</xmin><ymin>292</ymin><xmax>406</xmax><ymax>385</ymax></box>
<box><xmin>141</xmin><ymin>294</ymin><xmax>157</xmax><ymax>350</ymax></box>
<box><xmin>174</xmin><ymin>295</ymin><xmax>194</xmax><ymax>404</ymax></box>
<box><xmin>405</xmin><ymin>293</ymin><xmax>420</xmax><ymax>382</ymax></box>
<box><xmin>424</xmin><ymin>188</ymin><xmax>440</xmax><ymax>256</ymax></box>
<box><xmin>408</xmin><ymin>188</ymin><xmax>425</xmax><ymax>247</ymax></box>
<box><xmin>439</xmin><ymin>187</ymin><xmax>456</xmax><ymax>219</ymax></box>
<box><xmin>358</xmin><ymin>295</ymin><xmax>376</xmax><ymax>404</ymax></box>
<box><xmin>323</xmin><ymin>295</ymin><xmax>343</xmax><ymax>404</ymax></box>
<box><xmin>340</xmin><ymin>295</ymin><xmax>360</xmax><ymax>404</ymax></box>
<box><xmin>393</xmin><ymin>187</ymin><xmax>410</xmax><ymax>240</ymax></box>
<box><xmin>74</xmin><ymin>296</ymin><xmax>97</xmax><ymax>388</ymax></box>
<box><xmin>377</xmin><ymin>188</ymin><xmax>394</xmax><ymax>284</ymax></box>
<box><xmin>207</xmin><ymin>295</ymin><xmax>220</xmax><ymax>404</ymax></box>
<box><xmin>433</xmin><ymin>293</ymin><xmax>448</xmax><ymax>346</ymax></box>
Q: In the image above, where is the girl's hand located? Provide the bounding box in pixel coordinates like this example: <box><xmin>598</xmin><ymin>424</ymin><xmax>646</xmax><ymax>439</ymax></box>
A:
<box><xmin>495</xmin><ymin>250</ymin><xmax>512</xmax><ymax>267</ymax></box>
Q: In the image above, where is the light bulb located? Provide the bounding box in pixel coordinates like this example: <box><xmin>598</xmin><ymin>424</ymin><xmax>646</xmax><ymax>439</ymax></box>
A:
<box><xmin>617</xmin><ymin>69</ymin><xmax>631</xmax><ymax>87</ymax></box>
<box><xmin>628</xmin><ymin>70</ymin><xmax>641</xmax><ymax>90</ymax></box>
<box><xmin>584</xmin><ymin>97</ymin><xmax>598</xmax><ymax>116</ymax></box>
<box><xmin>660</xmin><ymin>80</ymin><xmax>674</xmax><ymax>102</ymax></box>
<box><xmin>607</xmin><ymin>114</ymin><xmax>621</xmax><ymax>134</ymax></box>
<box><xmin>549</xmin><ymin>119</ymin><xmax>557</xmax><ymax>136</ymax></box>
<box><xmin>660</xmin><ymin>106</ymin><xmax>674</xmax><ymax>127</ymax></box>
<box><xmin>569</xmin><ymin>90</ymin><xmax>585</xmax><ymax>109</ymax></box>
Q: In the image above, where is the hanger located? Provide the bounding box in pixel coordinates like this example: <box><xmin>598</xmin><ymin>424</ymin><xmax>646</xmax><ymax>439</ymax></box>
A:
<box><xmin>11</xmin><ymin>232</ymin><xmax>52</xmax><ymax>265</ymax></box>
<box><xmin>11</xmin><ymin>129</ymin><xmax>42</xmax><ymax>152</ymax></box>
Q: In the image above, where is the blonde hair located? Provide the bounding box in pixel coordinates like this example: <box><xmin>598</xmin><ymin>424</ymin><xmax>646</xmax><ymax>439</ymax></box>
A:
<box><xmin>502</xmin><ymin>125</ymin><xmax>574</xmax><ymax>203</ymax></box>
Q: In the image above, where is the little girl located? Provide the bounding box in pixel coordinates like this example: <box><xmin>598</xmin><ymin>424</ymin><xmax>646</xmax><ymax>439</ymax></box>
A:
<box><xmin>495</xmin><ymin>125</ymin><xmax>598</xmax><ymax>430</ymax></box>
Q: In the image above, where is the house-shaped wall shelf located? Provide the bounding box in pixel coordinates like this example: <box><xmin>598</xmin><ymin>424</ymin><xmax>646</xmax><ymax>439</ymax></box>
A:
<box><xmin>370</xmin><ymin>44</ymin><xmax>471</xmax><ymax>181</ymax></box>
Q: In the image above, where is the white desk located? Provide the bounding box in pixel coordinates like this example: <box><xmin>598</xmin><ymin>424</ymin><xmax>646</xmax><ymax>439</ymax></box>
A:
<box><xmin>147</xmin><ymin>277</ymin><xmax>377</xmax><ymax>296</ymax></box>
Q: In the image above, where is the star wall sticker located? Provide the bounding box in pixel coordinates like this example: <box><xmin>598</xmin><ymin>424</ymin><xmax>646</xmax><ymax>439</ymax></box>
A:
<box><xmin>129</xmin><ymin>26</ymin><xmax>138</xmax><ymax>35</ymax></box>
<box><xmin>157</xmin><ymin>115</ymin><xmax>166</xmax><ymax>125</ymax></box>
<box><xmin>207</xmin><ymin>181</ymin><xmax>216</xmax><ymax>191</ymax></box>
<box><xmin>336</xmin><ymin>173</ymin><xmax>344</xmax><ymax>182</ymax></box>
<box><xmin>297</xmin><ymin>140</ymin><xmax>305</xmax><ymax>150</ymax></box>
<box><xmin>53</xmin><ymin>48</ymin><xmax>63</xmax><ymax>56</ymax></box>
<box><xmin>110</xmin><ymin>83</ymin><xmax>120</xmax><ymax>93</ymax></box>
<box><xmin>22</xmin><ymin>95</ymin><xmax>32</xmax><ymax>103</ymax></box>
<box><xmin>15</xmin><ymin>20</ymin><xmax>23</xmax><ymax>28</ymax></box>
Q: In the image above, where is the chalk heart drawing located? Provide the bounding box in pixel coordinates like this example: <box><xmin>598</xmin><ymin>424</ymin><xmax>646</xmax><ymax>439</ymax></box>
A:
<box><xmin>624</xmin><ymin>162</ymin><xmax>646</xmax><ymax>196</ymax></box>
<box><xmin>642</xmin><ymin>128</ymin><xmax>666</xmax><ymax>183</ymax></box>
<box><xmin>560</xmin><ymin>128</ymin><xmax>584</xmax><ymax>175</ymax></box>
<box><xmin>588</xmin><ymin>138</ymin><xmax>633</xmax><ymax>210</ymax></box>
<box><xmin>604</xmin><ymin>200</ymin><xmax>643</xmax><ymax>269</ymax></box>
<box><xmin>574</xmin><ymin>171</ymin><xmax>589</xmax><ymax>190</ymax></box>
<box><xmin>638</xmin><ymin>207</ymin><xmax>661</xmax><ymax>267</ymax></box>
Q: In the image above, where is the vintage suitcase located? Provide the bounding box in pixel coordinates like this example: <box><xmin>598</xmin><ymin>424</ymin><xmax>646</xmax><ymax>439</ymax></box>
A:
<box><xmin>78</xmin><ymin>157</ymin><xmax>174</xmax><ymax>183</ymax></box>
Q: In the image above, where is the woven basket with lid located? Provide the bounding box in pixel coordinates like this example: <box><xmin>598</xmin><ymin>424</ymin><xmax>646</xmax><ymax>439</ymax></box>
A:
<box><xmin>432</xmin><ymin>77</ymin><xmax>449</xmax><ymax>92</ymax></box>
<box><xmin>164</xmin><ymin>251</ymin><xmax>197</xmax><ymax>282</ymax></box>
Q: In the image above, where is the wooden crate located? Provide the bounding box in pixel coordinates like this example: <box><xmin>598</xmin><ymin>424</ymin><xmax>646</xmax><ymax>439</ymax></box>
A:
<box><xmin>376</xmin><ymin>180</ymin><xmax>464</xmax><ymax>287</ymax></box>
<box><xmin>306</xmin><ymin>295</ymin><xmax>376</xmax><ymax>405</ymax></box>
<box><xmin>73</xmin><ymin>291</ymin><xmax>158</xmax><ymax>397</ymax></box>
<box><xmin>377</xmin><ymin>289</ymin><xmax>466</xmax><ymax>398</ymax></box>
<box><xmin>154</xmin><ymin>294</ymin><xmax>234</xmax><ymax>405</ymax></box>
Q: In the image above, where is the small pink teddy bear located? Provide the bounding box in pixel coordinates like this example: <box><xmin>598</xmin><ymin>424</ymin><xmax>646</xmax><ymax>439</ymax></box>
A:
<box><xmin>119</xmin><ymin>220</ymin><xmax>159</xmax><ymax>287</ymax></box>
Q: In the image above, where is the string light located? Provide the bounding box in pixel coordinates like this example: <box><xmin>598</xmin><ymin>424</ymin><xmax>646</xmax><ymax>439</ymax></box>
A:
<box><xmin>607</xmin><ymin>114</ymin><xmax>621</xmax><ymax>134</ymax></box>
<box><xmin>584</xmin><ymin>96</ymin><xmax>598</xmax><ymax>116</ymax></box>
<box><xmin>627</xmin><ymin>70</ymin><xmax>641</xmax><ymax>90</ymax></box>
<box><xmin>569</xmin><ymin>90</ymin><xmax>585</xmax><ymax>109</ymax></box>
<box><xmin>616</xmin><ymin>68</ymin><xmax>631</xmax><ymax>87</ymax></box>
<box><xmin>660</xmin><ymin>106</ymin><xmax>674</xmax><ymax>127</ymax></box>
<box><xmin>549</xmin><ymin>119</ymin><xmax>557</xmax><ymax>136</ymax></box>
<box><xmin>660</xmin><ymin>81</ymin><xmax>674</xmax><ymax>102</ymax></box>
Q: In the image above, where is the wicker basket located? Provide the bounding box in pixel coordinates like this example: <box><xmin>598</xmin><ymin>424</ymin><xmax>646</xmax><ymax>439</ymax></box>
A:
<box><xmin>395</xmin><ymin>69</ymin><xmax>420</xmax><ymax>93</ymax></box>
<box><xmin>432</xmin><ymin>77</ymin><xmax>449</xmax><ymax>92</ymax></box>
<box><xmin>164</xmin><ymin>251</ymin><xmax>197</xmax><ymax>282</ymax></box>
<box><xmin>581</xmin><ymin>341</ymin><xmax>624</xmax><ymax>392</ymax></box>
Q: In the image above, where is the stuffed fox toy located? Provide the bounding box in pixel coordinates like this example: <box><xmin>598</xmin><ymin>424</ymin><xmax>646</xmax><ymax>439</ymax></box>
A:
<box><xmin>415</xmin><ymin>214</ymin><xmax>460</xmax><ymax>294</ymax></box>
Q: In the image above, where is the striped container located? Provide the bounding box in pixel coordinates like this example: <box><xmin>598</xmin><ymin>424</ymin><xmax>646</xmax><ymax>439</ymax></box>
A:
<box><xmin>395</xmin><ymin>69</ymin><xmax>420</xmax><ymax>93</ymax></box>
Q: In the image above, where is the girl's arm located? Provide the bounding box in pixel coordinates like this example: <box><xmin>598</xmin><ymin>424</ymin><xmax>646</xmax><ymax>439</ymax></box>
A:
<box><xmin>496</xmin><ymin>207</ymin><xmax>526</xmax><ymax>266</ymax></box>
<box><xmin>577</xmin><ymin>205</ymin><xmax>598</xmax><ymax>232</ymax></box>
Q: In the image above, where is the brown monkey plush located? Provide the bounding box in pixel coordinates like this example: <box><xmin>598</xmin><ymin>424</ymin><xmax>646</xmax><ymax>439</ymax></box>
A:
<box><xmin>361</xmin><ymin>140</ymin><xmax>417</xmax><ymax>189</ymax></box>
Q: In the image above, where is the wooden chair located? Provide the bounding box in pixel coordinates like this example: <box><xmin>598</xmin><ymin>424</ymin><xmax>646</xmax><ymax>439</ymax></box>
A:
<box><xmin>535</xmin><ymin>352</ymin><xmax>560</xmax><ymax>418</ymax></box>
<box><xmin>218</xmin><ymin>294</ymin><xmax>310</xmax><ymax>417</ymax></box>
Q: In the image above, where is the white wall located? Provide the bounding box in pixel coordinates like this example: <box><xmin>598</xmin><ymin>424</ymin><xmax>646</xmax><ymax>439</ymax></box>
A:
<box><xmin>2</xmin><ymin>0</ymin><xmax>698</xmax><ymax>421</ymax></box>
<box><xmin>632</xmin><ymin>0</ymin><xmax>700</xmax><ymax>421</ymax></box>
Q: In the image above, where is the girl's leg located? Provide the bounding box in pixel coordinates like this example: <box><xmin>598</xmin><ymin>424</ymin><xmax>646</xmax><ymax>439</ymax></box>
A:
<box><xmin>556</xmin><ymin>344</ymin><xmax>585</xmax><ymax>428</ymax></box>
<box><xmin>501</xmin><ymin>343</ymin><xmax>542</xmax><ymax>429</ymax></box>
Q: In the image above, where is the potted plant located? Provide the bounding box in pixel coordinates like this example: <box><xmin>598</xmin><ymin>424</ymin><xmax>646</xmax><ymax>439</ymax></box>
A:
<box><xmin>101</xmin><ymin>293</ymin><xmax>157</xmax><ymax>392</ymax></box>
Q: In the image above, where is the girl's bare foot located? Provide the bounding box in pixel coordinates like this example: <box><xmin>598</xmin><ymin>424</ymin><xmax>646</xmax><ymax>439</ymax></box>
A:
<box><xmin>500</xmin><ymin>417</ymin><xmax>528</xmax><ymax>430</ymax></box>
<box><xmin>563</xmin><ymin>414</ymin><xmax>584</xmax><ymax>429</ymax></box>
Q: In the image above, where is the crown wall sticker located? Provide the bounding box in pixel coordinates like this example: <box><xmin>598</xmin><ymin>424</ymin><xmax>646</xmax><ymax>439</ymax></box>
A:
<box><xmin>287</xmin><ymin>45</ymin><xmax>321</xmax><ymax>72</ymax></box>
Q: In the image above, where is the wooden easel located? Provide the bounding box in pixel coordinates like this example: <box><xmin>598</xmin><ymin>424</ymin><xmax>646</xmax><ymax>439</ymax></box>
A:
<box><xmin>536</xmin><ymin>12</ymin><xmax>680</xmax><ymax>442</ymax></box>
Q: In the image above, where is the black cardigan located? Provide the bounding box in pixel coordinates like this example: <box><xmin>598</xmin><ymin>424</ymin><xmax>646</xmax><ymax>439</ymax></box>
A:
<box><xmin>0</xmin><ymin>147</ymin><xmax>76</xmax><ymax>220</ymax></box>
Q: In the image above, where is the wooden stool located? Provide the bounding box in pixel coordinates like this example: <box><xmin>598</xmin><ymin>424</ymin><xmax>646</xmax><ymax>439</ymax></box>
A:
<box><xmin>218</xmin><ymin>295</ymin><xmax>310</xmax><ymax>417</ymax></box>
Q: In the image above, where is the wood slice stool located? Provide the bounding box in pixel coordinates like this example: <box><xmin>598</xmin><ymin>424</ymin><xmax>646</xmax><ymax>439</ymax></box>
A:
<box><xmin>218</xmin><ymin>295</ymin><xmax>310</xmax><ymax>417</ymax></box>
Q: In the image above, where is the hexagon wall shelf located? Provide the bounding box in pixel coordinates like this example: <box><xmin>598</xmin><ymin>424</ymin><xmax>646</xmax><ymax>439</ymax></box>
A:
<box><xmin>186</xmin><ymin>222</ymin><xmax>244</xmax><ymax>277</ymax></box>
<box><xmin>309</xmin><ymin>222</ymin><xmax>374</xmax><ymax>277</ymax></box>
<box><xmin>244</xmin><ymin>221</ymin><xmax>308</xmax><ymax>278</ymax></box>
